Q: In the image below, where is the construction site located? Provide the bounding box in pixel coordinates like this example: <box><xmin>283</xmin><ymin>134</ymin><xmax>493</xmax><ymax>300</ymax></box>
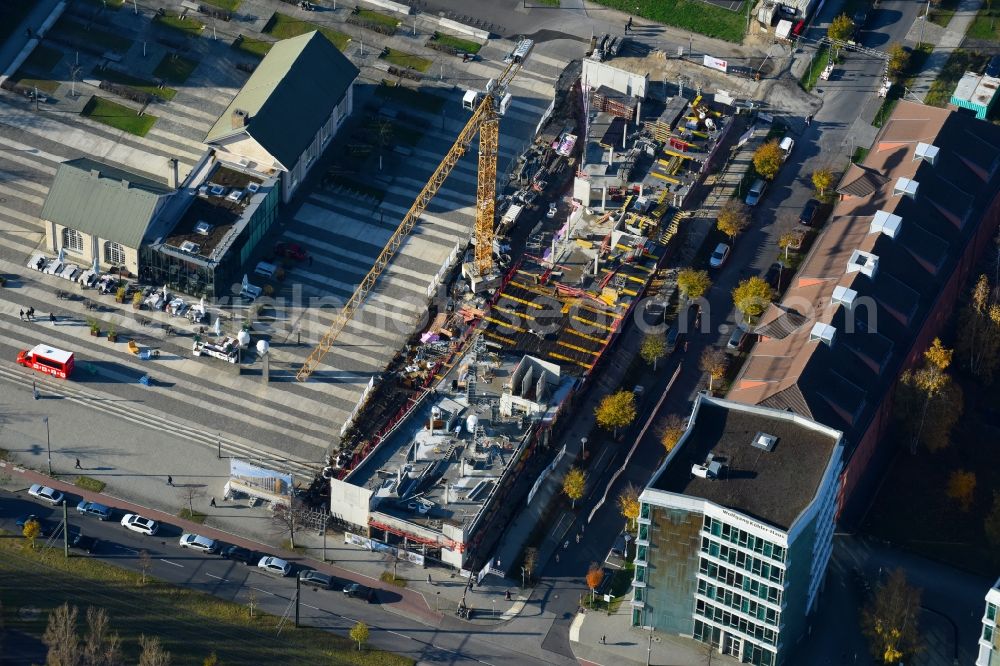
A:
<box><xmin>301</xmin><ymin>50</ymin><xmax>744</xmax><ymax>570</ymax></box>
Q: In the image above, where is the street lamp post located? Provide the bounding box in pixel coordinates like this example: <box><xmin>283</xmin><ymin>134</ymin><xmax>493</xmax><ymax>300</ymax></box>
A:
<box><xmin>43</xmin><ymin>417</ymin><xmax>51</xmax><ymax>475</ymax></box>
<box><xmin>581</xmin><ymin>437</ymin><xmax>587</xmax><ymax>458</ymax></box>
<box><xmin>492</xmin><ymin>599</ymin><xmax>496</xmax><ymax>618</ymax></box>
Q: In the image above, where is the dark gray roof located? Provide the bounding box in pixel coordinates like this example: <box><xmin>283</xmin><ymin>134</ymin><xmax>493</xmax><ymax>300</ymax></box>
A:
<box><xmin>652</xmin><ymin>399</ymin><xmax>841</xmax><ymax>531</ymax></box>
<box><xmin>837</xmin><ymin>164</ymin><xmax>888</xmax><ymax>197</ymax></box>
<box><xmin>205</xmin><ymin>31</ymin><xmax>359</xmax><ymax>169</ymax></box>
<box><xmin>40</xmin><ymin>158</ymin><xmax>173</xmax><ymax>249</ymax></box>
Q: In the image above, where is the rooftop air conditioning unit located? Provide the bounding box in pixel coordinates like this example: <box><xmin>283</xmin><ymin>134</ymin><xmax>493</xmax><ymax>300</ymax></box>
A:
<box><xmin>194</xmin><ymin>221</ymin><xmax>212</xmax><ymax>236</ymax></box>
<box><xmin>809</xmin><ymin>322</ymin><xmax>837</xmax><ymax>347</ymax></box>
<box><xmin>870</xmin><ymin>210</ymin><xmax>902</xmax><ymax>238</ymax></box>
<box><xmin>893</xmin><ymin>177</ymin><xmax>919</xmax><ymax>199</ymax></box>
<box><xmin>752</xmin><ymin>432</ymin><xmax>777</xmax><ymax>452</ymax></box>
<box><xmin>913</xmin><ymin>142</ymin><xmax>939</xmax><ymax>165</ymax></box>
<box><xmin>180</xmin><ymin>240</ymin><xmax>201</xmax><ymax>254</ymax></box>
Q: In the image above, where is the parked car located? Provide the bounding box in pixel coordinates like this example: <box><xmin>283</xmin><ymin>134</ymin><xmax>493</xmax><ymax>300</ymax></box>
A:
<box><xmin>76</xmin><ymin>500</ymin><xmax>113</xmax><ymax>521</ymax></box>
<box><xmin>343</xmin><ymin>583</ymin><xmax>375</xmax><ymax>602</ymax></box>
<box><xmin>120</xmin><ymin>513</ymin><xmax>158</xmax><ymax>536</ymax></box>
<box><xmin>179</xmin><ymin>533</ymin><xmax>218</xmax><ymax>554</ymax></box>
<box><xmin>727</xmin><ymin>323</ymin><xmax>751</xmax><ymax>352</ymax></box>
<box><xmin>221</xmin><ymin>545</ymin><xmax>260</xmax><ymax>565</ymax></box>
<box><xmin>745</xmin><ymin>179</ymin><xmax>767</xmax><ymax>207</ymax></box>
<box><xmin>28</xmin><ymin>484</ymin><xmax>64</xmax><ymax>506</ymax></box>
<box><xmin>546</xmin><ymin>202</ymin><xmax>557</xmax><ymax>218</ymax></box>
<box><xmin>70</xmin><ymin>533</ymin><xmax>100</xmax><ymax>554</ymax></box>
<box><xmin>798</xmin><ymin>198</ymin><xmax>821</xmax><ymax>226</ymax></box>
<box><xmin>709</xmin><ymin>243</ymin><xmax>731</xmax><ymax>268</ymax></box>
<box><xmin>779</xmin><ymin>136</ymin><xmax>794</xmax><ymax>157</ymax></box>
<box><xmin>299</xmin><ymin>570</ymin><xmax>336</xmax><ymax>589</ymax></box>
<box><xmin>763</xmin><ymin>262</ymin><xmax>790</xmax><ymax>292</ymax></box>
<box><xmin>16</xmin><ymin>515</ymin><xmax>50</xmax><ymax>537</ymax></box>
<box><xmin>257</xmin><ymin>556</ymin><xmax>292</xmax><ymax>577</ymax></box>
<box><xmin>987</xmin><ymin>54</ymin><xmax>1000</xmax><ymax>78</ymax></box>
<box><xmin>665</xmin><ymin>325</ymin><xmax>681</xmax><ymax>354</ymax></box>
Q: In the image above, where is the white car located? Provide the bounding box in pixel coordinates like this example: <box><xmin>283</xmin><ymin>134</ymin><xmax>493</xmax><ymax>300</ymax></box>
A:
<box><xmin>709</xmin><ymin>243</ymin><xmax>731</xmax><ymax>268</ymax></box>
<box><xmin>179</xmin><ymin>533</ymin><xmax>218</xmax><ymax>553</ymax></box>
<box><xmin>28</xmin><ymin>483</ymin><xmax>64</xmax><ymax>506</ymax></box>
<box><xmin>257</xmin><ymin>556</ymin><xmax>292</xmax><ymax>577</ymax></box>
<box><xmin>546</xmin><ymin>203</ymin><xmax>557</xmax><ymax>218</ymax></box>
<box><xmin>121</xmin><ymin>513</ymin><xmax>159</xmax><ymax>536</ymax></box>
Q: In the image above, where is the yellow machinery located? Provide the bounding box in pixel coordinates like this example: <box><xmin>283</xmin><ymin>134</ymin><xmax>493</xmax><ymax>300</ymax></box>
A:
<box><xmin>296</xmin><ymin>60</ymin><xmax>523</xmax><ymax>381</ymax></box>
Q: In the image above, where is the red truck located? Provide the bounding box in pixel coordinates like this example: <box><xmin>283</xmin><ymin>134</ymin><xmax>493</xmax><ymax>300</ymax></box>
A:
<box><xmin>17</xmin><ymin>344</ymin><xmax>75</xmax><ymax>379</ymax></box>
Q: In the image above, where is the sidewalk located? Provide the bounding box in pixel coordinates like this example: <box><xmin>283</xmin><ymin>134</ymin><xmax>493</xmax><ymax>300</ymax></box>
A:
<box><xmin>0</xmin><ymin>0</ymin><xmax>63</xmax><ymax>85</ymax></box>
<box><xmin>906</xmin><ymin>0</ymin><xmax>984</xmax><ymax>102</ymax></box>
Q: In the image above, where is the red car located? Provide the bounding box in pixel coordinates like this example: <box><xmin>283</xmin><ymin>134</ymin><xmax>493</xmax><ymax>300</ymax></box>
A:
<box><xmin>274</xmin><ymin>242</ymin><xmax>308</xmax><ymax>262</ymax></box>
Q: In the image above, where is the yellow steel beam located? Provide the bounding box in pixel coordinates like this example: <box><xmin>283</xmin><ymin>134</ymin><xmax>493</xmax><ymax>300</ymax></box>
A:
<box><xmin>475</xmin><ymin>114</ymin><xmax>499</xmax><ymax>276</ymax></box>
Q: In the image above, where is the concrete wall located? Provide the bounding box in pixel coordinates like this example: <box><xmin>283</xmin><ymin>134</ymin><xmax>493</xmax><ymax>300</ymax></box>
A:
<box><xmin>581</xmin><ymin>59</ymin><xmax>648</xmax><ymax>99</ymax></box>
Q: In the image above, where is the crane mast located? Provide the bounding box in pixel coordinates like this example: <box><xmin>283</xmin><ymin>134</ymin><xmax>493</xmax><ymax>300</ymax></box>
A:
<box><xmin>296</xmin><ymin>60</ymin><xmax>521</xmax><ymax>381</ymax></box>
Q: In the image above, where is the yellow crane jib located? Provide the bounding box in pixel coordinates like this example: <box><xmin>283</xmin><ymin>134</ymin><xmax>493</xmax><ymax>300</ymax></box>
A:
<box><xmin>295</xmin><ymin>61</ymin><xmax>522</xmax><ymax>382</ymax></box>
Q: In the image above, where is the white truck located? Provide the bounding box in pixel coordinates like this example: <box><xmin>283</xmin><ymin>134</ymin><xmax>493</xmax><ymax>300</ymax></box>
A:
<box><xmin>500</xmin><ymin>203</ymin><xmax>524</xmax><ymax>231</ymax></box>
<box><xmin>192</xmin><ymin>336</ymin><xmax>239</xmax><ymax>363</ymax></box>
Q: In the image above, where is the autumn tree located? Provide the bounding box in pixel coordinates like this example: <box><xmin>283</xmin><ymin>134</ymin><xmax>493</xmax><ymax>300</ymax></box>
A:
<box><xmin>732</xmin><ymin>276</ymin><xmax>772</xmax><ymax>324</ymax></box>
<box><xmin>700</xmin><ymin>348</ymin><xmax>727</xmax><ymax>392</ymax></box>
<box><xmin>894</xmin><ymin>338</ymin><xmax>962</xmax><ymax>453</ymax></box>
<box><xmin>860</xmin><ymin>568</ymin><xmax>921</xmax><ymax>663</ymax></box>
<box><xmin>676</xmin><ymin>268</ymin><xmax>711</xmax><ymax>301</ymax></box>
<box><xmin>83</xmin><ymin>606</ymin><xmax>122</xmax><ymax>666</ymax></box>
<box><xmin>562</xmin><ymin>467</ymin><xmax>587</xmax><ymax>509</ymax></box>
<box><xmin>660</xmin><ymin>414</ymin><xmax>687</xmax><ymax>454</ymax></box>
<box><xmin>586</xmin><ymin>563</ymin><xmax>605</xmax><ymax>602</ymax></box>
<box><xmin>946</xmin><ymin>470</ymin><xmax>977</xmax><ymax>511</ymax></box>
<box><xmin>777</xmin><ymin>232</ymin><xmax>799</xmax><ymax>264</ymax></box>
<box><xmin>752</xmin><ymin>140</ymin><xmax>784</xmax><ymax>180</ymax></box>
<box><xmin>350</xmin><ymin>621</ymin><xmax>369</xmax><ymax>651</ymax></box>
<box><xmin>203</xmin><ymin>654</ymin><xmax>220</xmax><ymax>666</ymax></box>
<box><xmin>717</xmin><ymin>201</ymin><xmax>750</xmax><ymax>240</ymax></box>
<box><xmin>617</xmin><ymin>483</ymin><xmax>641</xmax><ymax>531</ymax></box>
<box><xmin>640</xmin><ymin>334</ymin><xmax>667</xmax><ymax>371</ymax></box>
<box><xmin>811</xmin><ymin>168</ymin><xmax>834</xmax><ymax>198</ymax></box>
<box><xmin>828</xmin><ymin>13</ymin><xmax>854</xmax><ymax>43</ymax></box>
<box><xmin>595</xmin><ymin>390</ymin><xmax>637</xmax><ymax>436</ymax></box>
<box><xmin>22</xmin><ymin>517</ymin><xmax>41</xmax><ymax>549</ymax></box>
<box><xmin>138</xmin><ymin>634</ymin><xmax>171</xmax><ymax>666</ymax></box>
<box><xmin>956</xmin><ymin>275</ymin><xmax>1000</xmax><ymax>383</ymax></box>
<box><xmin>43</xmin><ymin>603</ymin><xmax>81</xmax><ymax>666</ymax></box>
<box><xmin>886</xmin><ymin>43</ymin><xmax>910</xmax><ymax>82</ymax></box>
<box><xmin>522</xmin><ymin>547</ymin><xmax>538</xmax><ymax>585</ymax></box>
<box><xmin>985</xmin><ymin>492</ymin><xmax>1000</xmax><ymax>551</ymax></box>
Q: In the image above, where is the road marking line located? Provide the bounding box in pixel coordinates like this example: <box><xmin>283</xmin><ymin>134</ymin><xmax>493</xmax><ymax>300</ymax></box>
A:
<box><xmin>159</xmin><ymin>559</ymin><xmax>183</xmax><ymax>567</ymax></box>
<box><xmin>205</xmin><ymin>573</ymin><xmax>229</xmax><ymax>581</ymax></box>
<box><xmin>248</xmin><ymin>586</ymin><xmax>273</xmax><ymax>596</ymax></box>
<box><xmin>303</xmin><ymin>603</ymin><xmax>320</xmax><ymax>610</ymax></box>
<box><xmin>387</xmin><ymin>630</ymin><xmax>412</xmax><ymax>639</ymax></box>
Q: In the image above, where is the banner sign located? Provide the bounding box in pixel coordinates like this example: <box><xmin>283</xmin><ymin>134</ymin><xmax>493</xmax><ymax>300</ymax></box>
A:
<box><xmin>703</xmin><ymin>55</ymin><xmax>728</xmax><ymax>73</ymax></box>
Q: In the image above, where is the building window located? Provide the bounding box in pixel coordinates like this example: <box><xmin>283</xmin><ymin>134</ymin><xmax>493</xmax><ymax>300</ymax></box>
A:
<box><xmin>988</xmin><ymin>603</ymin><xmax>997</xmax><ymax>621</ymax></box>
<box><xmin>104</xmin><ymin>241</ymin><xmax>126</xmax><ymax>265</ymax></box>
<box><xmin>637</xmin><ymin>545</ymin><xmax>647</xmax><ymax>562</ymax></box>
<box><xmin>62</xmin><ymin>227</ymin><xmax>84</xmax><ymax>253</ymax></box>
<box><xmin>985</xmin><ymin>625</ymin><xmax>994</xmax><ymax>642</ymax></box>
<box><xmin>640</xmin><ymin>503</ymin><xmax>650</xmax><ymax>520</ymax></box>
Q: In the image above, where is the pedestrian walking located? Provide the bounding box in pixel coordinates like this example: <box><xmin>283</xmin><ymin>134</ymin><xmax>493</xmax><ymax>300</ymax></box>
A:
<box><xmin>210</xmin><ymin>497</ymin><xmax>217</xmax><ymax>507</ymax></box>
<box><xmin>627</xmin><ymin>16</ymin><xmax>633</xmax><ymax>31</ymax></box>
<box><xmin>505</xmin><ymin>589</ymin><xmax>511</xmax><ymax>601</ymax></box>
<box><xmin>19</xmin><ymin>309</ymin><xmax>24</xmax><ymax>321</ymax></box>
<box><xmin>427</xmin><ymin>573</ymin><xmax>432</xmax><ymax>584</ymax></box>
<box><xmin>49</xmin><ymin>313</ymin><xmax>56</xmax><ymax>324</ymax></box>
<box><xmin>575</xmin><ymin>533</ymin><xmax>581</xmax><ymax>544</ymax></box>
<box><xmin>75</xmin><ymin>458</ymin><xmax>82</xmax><ymax>469</ymax></box>
<box><xmin>601</xmin><ymin>635</ymin><xmax>606</xmax><ymax>645</ymax></box>
<box><xmin>28</xmin><ymin>307</ymin><xmax>35</xmax><ymax>321</ymax></box>
<box><xmin>563</xmin><ymin>540</ymin><xmax>569</xmax><ymax>550</ymax></box>
<box><xmin>32</xmin><ymin>381</ymin><xmax>39</xmax><ymax>400</ymax></box>
<box><xmin>167</xmin><ymin>475</ymin><xmax>173</xmax><ymax>486</ymax></box>
<box><xmin>805</xmin><ymin>114</ymin><xmax>812</xmax><ymax>126</ymax></box>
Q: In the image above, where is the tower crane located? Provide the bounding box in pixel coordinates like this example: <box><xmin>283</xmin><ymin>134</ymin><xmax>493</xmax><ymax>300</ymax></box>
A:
<box><xmin>296</xmin><ymin>59</ymin><xmax>523</xmax><ymax>381</ymax></box>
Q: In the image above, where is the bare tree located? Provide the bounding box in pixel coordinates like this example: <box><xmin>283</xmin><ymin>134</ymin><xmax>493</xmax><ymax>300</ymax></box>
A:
<box><xmin>138</xmin><ymin>634</ymin><xmax>171</xmax><ymax>666</ymax></box>
<box><xmin>247</xmin><ymin>589</ymin><xmax>258</xmax><ymax>619</ymax></box>
<box><xmin>83</xmin><ymin>607</ymin><xmax>122</xmax><ymax>666</ymax></box>
<box><xmin>42</xmin><ymin>602</ymin><xmax>81</xmax><ymax>666</ymax></box>
<box><xmin>178</xmin><ymin>486</ymin><xmax>206</xmax><ymax>518</ymax></box>
<box><xmin>522</xmin><ymin>547</ymin><xmax>538</xmax><ymax>586</ymax></box>
<box><xmin>272</xmin><ymin>503</ymin><xmax>307</xmax><ymax>549</ymax></box>
<box><xmin>138</xmin><ymin>550</ymin><xmax>152</xmax><ymax>585</ymax></box>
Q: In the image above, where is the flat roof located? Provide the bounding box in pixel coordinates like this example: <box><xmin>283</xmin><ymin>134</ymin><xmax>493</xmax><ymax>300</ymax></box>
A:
<box><xmin>29</xmin><ymin>344</ymin><xmax>73</xmax><ymax>364</ymax></box>
<box><xmin>953</xmin><ymin>71</ymin><xmax>983</xmax><ymax>102</ymax></box>
<box><xmin>651</xmin><ymin>398</ymin><xmax>841</xmax><ymax>531</ymax></box>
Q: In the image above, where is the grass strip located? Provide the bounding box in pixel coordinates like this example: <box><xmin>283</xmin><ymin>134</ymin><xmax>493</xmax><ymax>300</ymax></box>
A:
<box><xmin>356</xmin><ymin>8</ymin><xmax>400</xmax><ymax>30</ymax></box>
<box><xmin>95</xmin><ymin>66</ymin><xmax>177</xmax><ymax>101</ymax></box>
<box><xmin>16</xmin><ymin>78</ymin><xmax>60</xmax><ymax>94</ymax></box>
<box><xmin>968</xmin><ymin>6</ymin><xmax>1000</xmax><ymax>40</ymax></box>
<box><xmin>154</xmin><ymin>13</ymin><xmax>205</xmax><ymax>37</ymax></box>
<box><xmin>927</xmin><ymin>0</ymin><xmax>959</xmax><ymax>27</ymax></box>
<box><xmin>800</xmin><ymin>44</ymin><xmax>830</xmax><ymax>92</ymax></box>
<box><xmin>430</xmin><ymin>32</ymin><xmax>482</xmax><ymax>54</ymax></box>
<box><xmin>52</xmin><ymin>18</ymin><xmax>133</xmax><ymax>53</ymax></box>
<box><xmin>200</xmin><ymin>0</ymin><xmax>242</xmax><ymax>10</ymax></box>
<box><xmin>375</xmin><ymin>80</ymin><xmax>445</xmax><ymax>114</ymax></box>
<box><xmin>0</xmin><ymin>535</ymin><xmax>413</xmax><ymax>665</ymax></box>
<box><xmin>588</xmin><ymin>0</ymin><xmax>744</xmax><ymax>42</ymax></box>
<box><xmin>234</xmin><ymin>36</ymin><xmax>273</xmax><ymax>58</ymax></box>
<box><xmin>178</xmin><ymin>508</ymin><xmax>206</xmax><ymax>523</ymax></box>
<box><xmin>381</xmin><ymin>48</ymin><xmax>431</xmax><ymax>72</ymax></box>
<box><xmin>263</xmin><ymin>12</ymin><xmax>351</xmax><ymax>51</ymax></box>
<box><xmin>21</xmin><ymin>45</ymin><xmax>64</xmax><ymax>75</ymax></box>
<box><xmin>74</xmin><ymin>476</ymin><xmax>106</xmax><ymax>493</ymax></box>
<box><xmin>153</xmin><ymin>53</ymin><xmax>199</xmax><ymax>83</ymax></box>
<box><xmin>82</xmin><ymin>96</ymin><xmax>157</xmax><ymax>136</ymax></box>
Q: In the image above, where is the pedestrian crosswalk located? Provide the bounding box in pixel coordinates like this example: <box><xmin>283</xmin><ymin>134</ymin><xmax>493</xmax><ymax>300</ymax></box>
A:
<box><xmin>0</xmin><ymin>9</ymin><xmax>565</xmax><ymax>470</ymax></box>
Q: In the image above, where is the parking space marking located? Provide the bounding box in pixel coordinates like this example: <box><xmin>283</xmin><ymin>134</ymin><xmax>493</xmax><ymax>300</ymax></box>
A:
<box><xmin>159</xmin><ymin>559</ymin><xmax>183</xmax><ymax>567</ymax></box>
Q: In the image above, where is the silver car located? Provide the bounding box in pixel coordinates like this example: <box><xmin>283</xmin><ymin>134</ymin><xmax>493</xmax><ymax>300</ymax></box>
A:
<box><xmin>745</xmin><ymin>179</ymin><xmax>767</xmax><ymax>206</ymax></box>
<box><xmin>28</xmin><ymin>483</ymin><xmax>64</xmax><ymax>506</ymax></box>
<box><xmin>257</xmin><ymin>556</ymin><xmax>292</xmax><ymax>577</ymax></box>
<box><xmin>179</xmin><ymin>533</ymin><xmax>218</xmax><ymax>553</ymax></box>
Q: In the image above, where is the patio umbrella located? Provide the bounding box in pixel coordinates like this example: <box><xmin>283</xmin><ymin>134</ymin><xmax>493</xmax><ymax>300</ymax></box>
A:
<box><xmin>57</xmin><ymin>247</ymin><xmax>65</xmax><ymax>264</ymax></box>
<box><xmin>163</xmin><ymin>284</ymin><xmax>168</xmax><ymax>299</ymax></box>
<box><xmin>242</xmin><ymin>274</ymin><xmax>249</xmax><ymax>294</ymax></box>
<box><xmin>92</xmin><ymin>255</ymin><xmax>99</xmax><ymax>273</ymax></box>
<box><xmin>213</xmin><ymin>317</ymin><xmax>222</xmax><ymax>337</ymax></box>
<box><xmin>198</xmin><ymin>296</ymin><xmax>206</xmax><ymax>316</ymax></box>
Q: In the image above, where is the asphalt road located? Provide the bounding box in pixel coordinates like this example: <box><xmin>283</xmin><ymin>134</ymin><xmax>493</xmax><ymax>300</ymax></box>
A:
<box><xmin>0</xmin><ymin>490</ymin><xmax>557</xmax><ymax>666</ymax></box>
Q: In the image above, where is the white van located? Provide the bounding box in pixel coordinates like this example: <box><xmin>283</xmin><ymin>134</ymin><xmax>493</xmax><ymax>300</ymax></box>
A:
<box><xmin>779</xmin><ymin>136</ymin><xmax>795</xmax><ymax>157</ymax></box>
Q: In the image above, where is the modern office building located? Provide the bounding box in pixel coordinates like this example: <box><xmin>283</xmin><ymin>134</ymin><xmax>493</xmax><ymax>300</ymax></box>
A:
<box><xmin>632</xmin><ymin>395</ymin><xmax>843</xmax><ymax>665</ymax></box>
<box><xmin>977</xmin><ymin>577</ymin><xmax>1000</xmax><ymax>666</ymax></box>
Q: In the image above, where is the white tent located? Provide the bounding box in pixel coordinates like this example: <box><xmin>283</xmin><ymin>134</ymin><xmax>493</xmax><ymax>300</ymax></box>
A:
<box><xmin>213</xmin><ymin>317</ymin><xmax>222</xmax><ymax>337</ymax></box>
<box><xmin>92</xmin><ymin>255</ymin><xmax>99</xmax><ymax>273</ymax></box>
<box><xmin>57</xmin><ymin>247</ymin><xmax>65</xmax><ymax>264</ymax></box>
